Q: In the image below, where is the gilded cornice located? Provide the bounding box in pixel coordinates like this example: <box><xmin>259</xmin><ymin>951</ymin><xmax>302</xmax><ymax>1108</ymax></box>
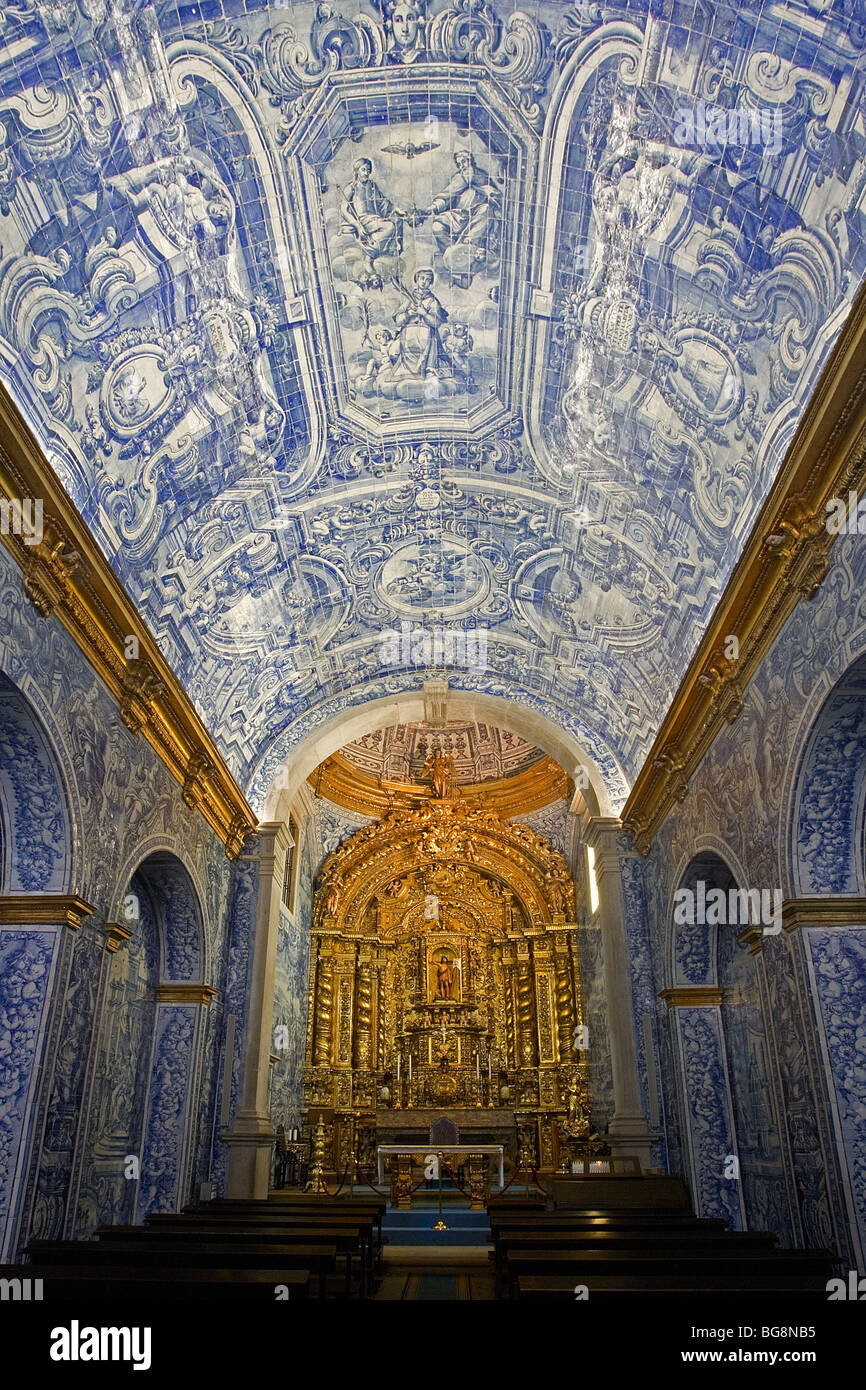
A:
<box><xmin>0</xmin><ymin>381</ymin><xmax>257</xmax><ymax>858</ymax></box>
<box><xmin>156</xmin><ymin>983</ymin><xmax>219</xmax><ymax>1005</ymax></box>
<box><xmin>103</xmin><ymin>920</ymin><xmax>133</xmax><ymax>952</ymax></box>
<box><xmin>659</xmin><ymin>986</ymin><xmax>726</xmax><ymax>1008</ymax></box>
<box><xmin>782</xmin><ymin>896</ymin><xmax>866</xmax><ymax>932</ymax></box>
<box><xmin>310</xmin><ymin>751</ymin><xmax>570</xmax><ymax>818</ymax></box>
<box><xmin>622</xmin><ymin>276</ymin><xmax>866</xmax><ymax>856</ymax></box>
<box><xmin>0</xmin><ymin>894</ymin><xmax>94</xmax><ymax>928</ymax></box>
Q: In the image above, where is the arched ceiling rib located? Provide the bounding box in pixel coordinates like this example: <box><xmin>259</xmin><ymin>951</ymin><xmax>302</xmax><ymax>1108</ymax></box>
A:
<box><xmin>1</xmin><ymin>0</ymin><xmax>864</xmax><ymax>813</ymax></box>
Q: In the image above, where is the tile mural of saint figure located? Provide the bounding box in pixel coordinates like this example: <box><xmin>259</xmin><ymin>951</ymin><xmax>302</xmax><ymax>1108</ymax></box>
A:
<box><xmin>324</xmin><ymin>123</ymin><xmax>504</xmax><ymax>418</ymax></box>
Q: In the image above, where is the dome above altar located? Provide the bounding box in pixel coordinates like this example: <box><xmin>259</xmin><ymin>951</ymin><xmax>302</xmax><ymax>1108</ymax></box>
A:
<box><xmin>343</xmin><ymin>721</ymin><xmax>544</xmax><ymax>784</ymax></box>
<box><xmin>309</xmin><ymin>720</ymin><xmax>570</xmax><ymax>818</ymax></box>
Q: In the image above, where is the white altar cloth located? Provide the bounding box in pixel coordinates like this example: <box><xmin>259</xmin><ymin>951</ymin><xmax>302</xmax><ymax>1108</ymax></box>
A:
<box><xmin>376</xmin><ymin>1144</ymin><xmax>504</xmax><ymax>1187</ymax></box>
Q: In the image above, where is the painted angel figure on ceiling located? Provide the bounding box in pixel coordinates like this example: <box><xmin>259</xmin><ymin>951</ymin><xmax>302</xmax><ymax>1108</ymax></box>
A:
<box><xmin>112</xmin><ymin>153</ymin><xmax>237</xmax><ymax>292</ymax></box>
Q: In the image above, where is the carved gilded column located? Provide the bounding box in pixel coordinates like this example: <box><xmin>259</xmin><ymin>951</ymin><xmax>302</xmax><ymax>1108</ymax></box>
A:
<box><xmin>354</xmin><ymin>956</ymin><xmax>373</xmax><ymax>1069</ymax></box>
<box><xmin>516</xmin><ymin>954</ymin><xmax>536</xmax><ymax>1067</ymax></box>
<box><xmin>554</xmin><ymin>940</ymin><xmax>576</xmax><ymax>1062</ymax></box>
<box><xmin>313</xmin><ymin>952</ymin><xmax>334</xmax><ymax>1066</ymax></box>
<box><xmin>376</xmin><ymin>961</ymin><xmax>387</xmax><ymax>1071</ymax></box>
<box><xmin>502</xmin><ymin>951</ymin><xmax>518</xmax><ymax>1068</ymax></box>
<box><xmin>331</xmin><ymin>941</ymin><xmax>356</xmax><ymax>1111</ymax></box>
<box><xmin>304</xmin><ymin>934</ymin><xmax>319</xmax><ymax>1069</ymax></box>
<box><xmin>532</xmin><ymin>941</ymin><xmax>559</xmax><ymax>1110</ymax></box>
<box><xmin>532</xmin><ymin>944</ymin><xmax>557</xmax><ymax>1066</ymax></box>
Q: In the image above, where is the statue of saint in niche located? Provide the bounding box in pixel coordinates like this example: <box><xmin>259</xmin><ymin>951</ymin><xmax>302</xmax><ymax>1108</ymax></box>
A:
<box><xmin>432</xmin><ymin>947</ymin><xmax>459</xmax><ymax>1001</ymax></box>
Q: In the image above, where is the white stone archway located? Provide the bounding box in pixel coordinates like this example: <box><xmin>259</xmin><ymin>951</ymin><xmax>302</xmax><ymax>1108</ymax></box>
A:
<box><xmin>260</xmin><ymin>688</ymin><xmax>620</xmax><ymax>824</ymax></box>
<box><xmin>225</xmin><ymin>688</ymin><xmax>648</xmax><ymax>1197</ymax></box>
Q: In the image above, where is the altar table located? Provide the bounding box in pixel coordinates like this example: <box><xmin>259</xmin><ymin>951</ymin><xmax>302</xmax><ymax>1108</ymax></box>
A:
<box><xmin>376</xmin><ymin>1144</ymin><xmax>505</xmax><ymax>1187</ymax></box>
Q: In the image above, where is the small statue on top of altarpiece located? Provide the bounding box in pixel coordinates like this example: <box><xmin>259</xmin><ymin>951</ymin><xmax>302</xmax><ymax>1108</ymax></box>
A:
<box><xmin>422</xmin><ymin>748</ymin><xmax>458</xmax><ymax>800</ymax></box>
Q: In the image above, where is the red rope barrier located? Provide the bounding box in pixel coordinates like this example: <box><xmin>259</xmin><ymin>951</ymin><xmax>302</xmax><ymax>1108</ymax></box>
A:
<box><xmin>497</xmin><ymin>1163</ymin><xmax>524</xmax><ymax>1194</ymax></box>
<box><xmin>439</xmin><ymin>1163</ymin><xmax>476</xmax><ymax>1200</ymax></box>
<box><xmin>313</xmin><ymin>1162</ymin><xmax>351</xmax><ymax>1197</ymax></box>
<box><xmin>354</xmin><ymin>1166</ymin><xmax>390</xmax><ymax>1198</ymax></box>
<box><xmin>529</xmin><ymin>1168</ymin><xmax>549</xmax><ymax>1196</ymax></box>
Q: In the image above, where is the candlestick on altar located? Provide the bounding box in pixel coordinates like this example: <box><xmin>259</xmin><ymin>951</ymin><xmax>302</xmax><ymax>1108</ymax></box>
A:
<box><xmin>488</xmin><ymin>1054</ymin><xmax>492</xmax><ymax>1082</ymax></box>
<box><xmin>475</xmin><ymin>1052</ymin><xmax>480</xmax><ymax>1080</ymax></box>
<box><xmin>397</xmin><ymin>1053</ymin><xmax>401</xmax><ymax>1081</ymax></box>
<box><xmin>408</xmin><ymin>1054</ymin><xmax>412</xmax><ymax>1081</ymax></box>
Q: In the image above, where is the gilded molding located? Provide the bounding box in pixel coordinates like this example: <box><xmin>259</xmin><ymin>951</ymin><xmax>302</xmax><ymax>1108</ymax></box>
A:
<box><xmin>0</xmin><ymin>381</ymin><xmax>257</xmax><ymax>858</ymax></box>
<box><xmin>0</xmin><ymin>894</ymin><xmax>94</xmax><ymax>928</ymax></box>
<box><xmin>103</xmin><ymin>920</ymin><xmax>133</xmax><ymax>953</ymax></box>
<box><xmin>782</xmin><ymin>896</ymin><xmax>866</xmax><ymax>932</ymax></box>
<box><xmin>155</xmin><ymin>984</ymin><xmax>219</xmax><ymax>1005</ymax></box>
<box><xmin>659</xmin><ymin>987</ymin><xmax>726</xmax><ymax>1008</ymax></box>
<box><xmin>622</xmin><ymin>275</ymin><xmax>866</xmax><ymax>856</ymax></box>
<box><xmin>317</xmin><ymin>798</ymin><xmax>577</xmax><ymax>932</ymax></box>
<box><xmin>310</xmin><ymin>750</ymin><xmax>570</xmax><ymax>819</ymax></box>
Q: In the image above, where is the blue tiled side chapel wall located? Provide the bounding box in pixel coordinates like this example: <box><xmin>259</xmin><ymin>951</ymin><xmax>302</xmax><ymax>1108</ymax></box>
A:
<box><xmin>0</xmin><ymin>546</ymin><xmax>246</xmax><ymax>1254</ymax></box>
<box><xmin>636</xmin><ymin>532</ymin><xmax>866</xmax><ymax>1269</ymax></box>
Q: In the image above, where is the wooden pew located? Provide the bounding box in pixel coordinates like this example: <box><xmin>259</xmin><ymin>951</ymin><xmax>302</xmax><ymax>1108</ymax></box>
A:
<box><xmin>27</xmin><ymin>1240</ymin><xmax>337</xmax><ymax>1299</ymax></box>
<box><xmin>514</xmin><ymin>1271</ymin><xmax>832</xmax><ymax>1300</ymax></box>
<box><xmin>187</xmin><ymin>1197</ymin><xmax>386</xmax><ymax>1255</ymax></box>
<box><xmin>499</xmin><ymin>1246</ymin><xmax>836</xmax><ymax>1296</ymax></box>
<box><xmin>492</xmin><ymin>1228</ymin><xmax>780</xmax><ymax>1281</ymax></box>
<box><xmin>97</xmin><ymin>1222</ymin><xmax>368</xmax><ymax>1297</ymax></box>
<box><xmin>148</xmin><ymin>1210</ymin><xmax>375</xmax><ymax>1262</ymax></box>
<box><xmin>13</xmin><ymin>1265</ymin><xmax>310</xmax><ymax>1302</ymax></box>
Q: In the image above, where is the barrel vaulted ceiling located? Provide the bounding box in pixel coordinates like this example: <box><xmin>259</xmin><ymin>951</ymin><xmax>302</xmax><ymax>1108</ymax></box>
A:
<box><xmin>1</xmin><ymin>1</ymin><xmax>864</xmax><ymax>812</ymax></box>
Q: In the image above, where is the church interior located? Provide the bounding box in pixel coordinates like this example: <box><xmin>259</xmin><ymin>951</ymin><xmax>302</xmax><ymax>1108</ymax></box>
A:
<box><xmin>1</xmin><ymin>0</ymin><xmax>866</xmax><ymax>1341</ymax></box>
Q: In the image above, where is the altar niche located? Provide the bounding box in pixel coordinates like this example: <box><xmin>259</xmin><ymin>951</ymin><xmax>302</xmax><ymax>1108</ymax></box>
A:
<box><xmin>302</xmin><ymin>799</ymin><xmax>591</xmax><ymax>1181</ymax></box>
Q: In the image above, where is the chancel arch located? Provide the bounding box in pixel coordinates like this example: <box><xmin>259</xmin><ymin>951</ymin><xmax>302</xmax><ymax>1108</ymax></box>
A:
<box><xmin>256</xmin><ymin>689</ymin><xmax>620</xmax><ymax>824</ymax></box>
<box><xmin>0</xmin><ymin>671</ymin><xmax>74</xmax><ymax>894</ymax></box>
<box><xmin>0</xmin><ymin>667</ymin><xmax>83</xmax><ymax>1259</ymax></box>
<box><xmin>783</xmin><ymin>652</ymin><xmax>866</xmax><ymax>1266</ymax></box>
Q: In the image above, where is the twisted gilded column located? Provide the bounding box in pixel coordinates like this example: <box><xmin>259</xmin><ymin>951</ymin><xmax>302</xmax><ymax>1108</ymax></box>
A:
<box><xmin>313</xmin><ymin>954</ymin><xmax>334</xmax><ymax>1066</ymax></box>
<box><xmin>554</xmin><ymin>944</ymin><xmax>576</xmax><ymax>1061</ymax></box>
<box><xmin>503</xmin><ymin>956</ymin><xmax>517</xmax><ymax>1067</ymax></box>
<box><xmin>354</xmin><ymin>959</ymin><xmax>373</xmax><ymax>1069</ymax></box>
<box><xmin>376</xmin><ymin>965</ymin><xmax>386</xmax><ymax>1071</ymax></box>
<box><xmin>517</xmin><ymin>958</ymin><xmax>536</xmax><ymax>1066</ymax></box>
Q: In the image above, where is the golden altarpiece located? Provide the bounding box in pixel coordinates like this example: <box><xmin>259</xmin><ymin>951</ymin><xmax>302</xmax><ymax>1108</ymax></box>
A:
<box><xmin>302</xmin><ymin>782</ymin><xmax>591</xmax><ymax>1184</ymax></box>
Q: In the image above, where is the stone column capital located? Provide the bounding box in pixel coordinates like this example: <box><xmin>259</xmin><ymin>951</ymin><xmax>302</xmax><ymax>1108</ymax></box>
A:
<box><xmin>251</xmin><ymin>820</ymin><xmax>295</xmax><ymax>876</ymax></box>
<box><xmin>584</xmin><ymin>817</ymin><xmax>623</xmax><ymax>878</ymax></box>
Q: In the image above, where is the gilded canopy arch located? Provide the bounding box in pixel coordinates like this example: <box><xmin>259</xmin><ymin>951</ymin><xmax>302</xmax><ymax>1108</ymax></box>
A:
<box><xmin>315</xmin><ymin>799</ymin><xmax>576</xmax><ymax>934</ymax></box>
